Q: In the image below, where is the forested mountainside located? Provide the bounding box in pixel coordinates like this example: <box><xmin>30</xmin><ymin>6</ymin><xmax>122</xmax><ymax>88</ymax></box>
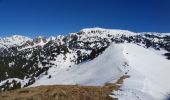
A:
<box><xmin>0</xmin><ymin>28</ymin><xmax>170</xmax><ymax>93</ymax></box>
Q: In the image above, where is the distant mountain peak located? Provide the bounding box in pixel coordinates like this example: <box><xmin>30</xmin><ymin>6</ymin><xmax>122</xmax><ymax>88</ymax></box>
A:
<box><xmin>0</xmin><ymin>35</ymin><xmax>32</xmax><ymax>47</ymax></box>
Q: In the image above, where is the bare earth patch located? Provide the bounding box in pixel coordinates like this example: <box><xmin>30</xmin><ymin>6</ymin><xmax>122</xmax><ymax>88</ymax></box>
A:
<box><xmin>0</xmin><ymin>75</ymin><xmax>129</xmax><ymax>100</ymax></box>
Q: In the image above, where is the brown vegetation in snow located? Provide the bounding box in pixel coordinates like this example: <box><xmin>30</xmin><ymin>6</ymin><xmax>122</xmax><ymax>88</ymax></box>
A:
<box><xmin>0</xmin><ymin>75</ymin><xmax>129</xmax><ymax>100</ymax></box>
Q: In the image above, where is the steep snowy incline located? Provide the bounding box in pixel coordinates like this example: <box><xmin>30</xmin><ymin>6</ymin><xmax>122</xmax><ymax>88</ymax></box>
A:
<box><xmin>112</xmin><ymin>43</ymin><xmax>170</xmax><ymax>100</ymax></box>
<box><xmin>32</xmin><ymin>43</ymin><xmax>128</xmax><ymax>86</ymax></box>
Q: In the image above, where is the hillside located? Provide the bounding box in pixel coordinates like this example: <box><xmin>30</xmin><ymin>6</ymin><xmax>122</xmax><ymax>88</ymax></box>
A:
<box><xmin>0</xmin><ymin>85</ymin><xmax>115</xmax><ymax>100</ymax></box>
<box><xmin>0</xmin><ymin>75</ymin><xmax>129</xmax><ymax>100</ymax></box>
<box><xmin>31</xmin><ymin>43</ymin><xmax>170</xmax><ymax>100</ymax></box>
<box><xmin>0</xmin><ymin>28</ymin><xmax>170</xmax><ymax>100</ymax></box>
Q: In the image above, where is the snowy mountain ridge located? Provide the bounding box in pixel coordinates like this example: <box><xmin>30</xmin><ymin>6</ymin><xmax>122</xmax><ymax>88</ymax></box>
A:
<box><xmin>0</xmin><ymin>28</ymin><xmax>170</xmax><ymax>100</ymax></box>
<box><xmin>0</xmin><ymin>35</ymin><xmax>32</xmax><ymax>49</ymax></box>
<box><xmin>0</xmin><ymin>27</ymin><xmax>169</xmax><ymax>48</ymax></box>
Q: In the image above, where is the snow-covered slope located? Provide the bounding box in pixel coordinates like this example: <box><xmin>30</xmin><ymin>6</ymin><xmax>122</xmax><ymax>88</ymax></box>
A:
<box><xmin>32</xmin><ymin>43</ymin><xmax>170</xmax><ymax>100</ymax></box>
<box><xmin>32</xmin><ymin>43</ymin><xmax>128</xmax><ymax>86</ymax></box>
<box><xmin>112</xmin><ymin>43</ymin><xmax>170</xmax><ymax>100</ymax></box>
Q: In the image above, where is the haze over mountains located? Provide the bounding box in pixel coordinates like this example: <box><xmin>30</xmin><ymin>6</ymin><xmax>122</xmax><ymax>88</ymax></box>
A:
<box><xmin>0</xmin><ymin>28</ymin><xmax>170</xmax><ymax>100</ymax></box>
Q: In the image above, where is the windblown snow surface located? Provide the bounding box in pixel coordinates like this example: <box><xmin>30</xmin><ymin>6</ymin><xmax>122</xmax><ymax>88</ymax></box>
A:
<box><xmin>32</xmin><ymin>43</ymin><xmax>170</xmax><ymax>100</ymax></box>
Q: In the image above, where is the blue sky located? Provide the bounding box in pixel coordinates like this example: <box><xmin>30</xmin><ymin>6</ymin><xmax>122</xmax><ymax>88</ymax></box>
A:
<box><xmin>0</xmin><ymin>0</ymin><xmax>170</xmax><ymax>38</ymax></box>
